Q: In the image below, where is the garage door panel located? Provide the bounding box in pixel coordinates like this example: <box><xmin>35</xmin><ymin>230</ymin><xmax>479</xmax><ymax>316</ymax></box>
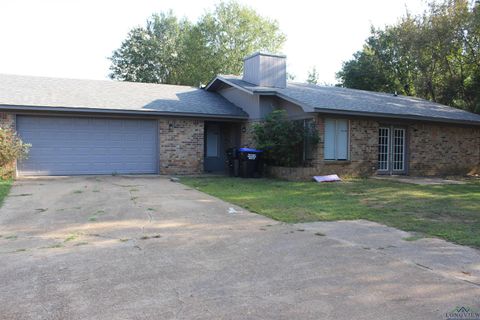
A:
<box><xmin>17</xmin><ymin>116</ymin><xmax>158</xmax><ymax>175</ymax></box>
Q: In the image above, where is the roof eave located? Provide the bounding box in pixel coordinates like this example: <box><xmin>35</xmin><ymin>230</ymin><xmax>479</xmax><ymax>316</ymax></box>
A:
<box><xmin>313</xmin><ymin>107</ymin><xmax>480</xmax><ymax>126</ymax></box>
<box><xmin>205</xmin><ymin>76</ymin><xmax>254</xmax><ymax>95</ymax></box>
<box><xmin>0</xmin><ymin>104</ymin><xmax>249</xmax><ymax>120</ymax></box>
<box><xmin>206</xmin><ymin>76</ymin><xmax>278</xmax><ymax>95</ymax></box>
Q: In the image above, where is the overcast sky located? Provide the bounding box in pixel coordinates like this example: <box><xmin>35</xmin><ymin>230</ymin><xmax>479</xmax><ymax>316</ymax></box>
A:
<box><xmin>0</xmin><ymin>0</ymin><xmax>428</xmax><ymax>84</ymax></box>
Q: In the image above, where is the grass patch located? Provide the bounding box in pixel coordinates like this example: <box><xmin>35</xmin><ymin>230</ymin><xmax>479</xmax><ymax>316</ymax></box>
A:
<box><xmin>403</xmin><ymin>235</ymin><xmax>425</xmax><ymax>242</ymax></box>
<box><xmin>73</xmin><ymin>190</ymin><xmax>83</xmax><ymax>194</ymax></box>
<box><xmin>119</xmin><ymin>238</ymin><xmax>131</xmax><ymax>242</ymax></box>
<box><xmin>64</xmin><ymin>233</ymin><xmax>79</xmax><ymax>242</ymax></box>
<box><xmin>182</xmin><ymin>177</ymin><xmax>480</xmax><ymax>248</ymax></box>
<box><xmin>15</xmin><ymin>248</ymin><xmax>27</xmax><ymax>252</ymax></box>
<box><xmin>0</xmin><ymin>179</ymin><xmax>12</xmax><ymax>207</ymax></box>
<box><xmin>47</xmin><ymin>243</ymin><xmax>64</xmax><ymax>249</ymax></box>
<box><xmin>5</xmin><ymin>235</ymin><xmax>17</xmax><ymax>240</ymax></box>
<box><xmin>74</xmin><ymin>242</ymin><xmax>88</xmax><ymax>246</ymax></box>
<box><xmin>88</xmin><ymin>216</ymin><xmax>97</xmax><ymax>222</ymax></box>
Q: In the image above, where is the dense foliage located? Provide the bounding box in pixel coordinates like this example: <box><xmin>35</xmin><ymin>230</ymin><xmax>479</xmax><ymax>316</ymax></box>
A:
<box><xmin>252</xmin><ymin>110</ymin><xmax>318</xmax><ymax>167</ymax></box>
<box><xmin>0</xmin><ymin>128</ymin><xmax>30</xmax><ymax>178</ymax></box>
<box><xmin>109</xmin><ymin>1</ymin><xmax>286</xmax><ymax>86</ymax></box>
<box><xmin>337</xmin><ymin>0</ymin><xmax>480</xmax><ymax>113</ymax></box>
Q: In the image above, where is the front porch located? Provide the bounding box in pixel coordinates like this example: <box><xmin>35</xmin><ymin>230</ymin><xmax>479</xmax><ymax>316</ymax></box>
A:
<box><xmin>203</xmin><ymin>121</ymin><xmax>242</xmax><ymax>173</ymax></box>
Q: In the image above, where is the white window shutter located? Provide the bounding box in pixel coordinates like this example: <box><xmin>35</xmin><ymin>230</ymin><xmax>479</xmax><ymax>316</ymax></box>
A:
<box><xmin>324</xmin><ymin>119</ymin><xmax>336</xmax><ymax>160</ymax></box>
<box><xmin>336</xmin><ymin>119</ymin><xmax>348</xmax><ymax>160</ymax></box>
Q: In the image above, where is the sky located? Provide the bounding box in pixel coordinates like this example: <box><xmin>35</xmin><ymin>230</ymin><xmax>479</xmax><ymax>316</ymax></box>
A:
<box><xmin>0</xmin><ymin>0</ymin><xmax>429</xmax><ymax>84</ymax></box>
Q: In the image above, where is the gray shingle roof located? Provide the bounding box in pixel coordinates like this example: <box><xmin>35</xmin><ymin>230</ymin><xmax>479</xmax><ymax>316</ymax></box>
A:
<box><xmin>0</xmin><ymin>74</ymin><xmax>247</xmax><ymax>118</ymax></box>
<box><xmin>210</xmin><ymin>75</ymin><xmax>480</xmax><ymax>125</ymax></box>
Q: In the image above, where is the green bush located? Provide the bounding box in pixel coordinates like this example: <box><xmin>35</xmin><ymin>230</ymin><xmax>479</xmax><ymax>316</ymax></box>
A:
<box><xmin>0</xmin><ymin>128</ymin><xmax>30</xmax><ymax>178</ymax></box>
<box><xmin>252</xmin><ymin>110</ymin><xmax>318</xmax><ymax>167</ymax></box>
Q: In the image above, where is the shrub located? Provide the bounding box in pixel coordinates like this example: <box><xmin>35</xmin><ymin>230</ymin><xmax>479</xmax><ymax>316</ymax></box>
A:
<box><xmin>252</xmin><ymin>110</ymin><xmax>318</xmax><ymax>167</ymax></box>
<box><xmin>0</xmin><ymin>128</ymin><xmax>30</xmax><ymax>178</ymax></box>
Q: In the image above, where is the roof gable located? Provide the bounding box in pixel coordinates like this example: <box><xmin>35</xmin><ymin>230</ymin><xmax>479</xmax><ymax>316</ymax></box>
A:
<box><xmin>207</xmin><ymin>75</ymin><xmax>480</xmax><ymax>125</ymax></box>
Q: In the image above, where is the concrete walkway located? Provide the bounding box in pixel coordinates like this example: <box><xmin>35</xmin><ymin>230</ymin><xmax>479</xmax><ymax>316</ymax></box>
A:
<box><xmin>296</xmin><ymin>219</ymin><xmax>480</xmax><ymax>286</ymax></box>
<box><xmin>0</xmin><ymin>176</ymin><xmax>479</xmax><ymax>319</ymax></box>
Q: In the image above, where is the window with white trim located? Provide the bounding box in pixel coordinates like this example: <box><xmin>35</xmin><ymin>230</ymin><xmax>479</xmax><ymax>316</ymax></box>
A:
<box><xmin>324</xmin><ymin>118</ymin><xmax>349</xmax><ymax>160</ymax></box>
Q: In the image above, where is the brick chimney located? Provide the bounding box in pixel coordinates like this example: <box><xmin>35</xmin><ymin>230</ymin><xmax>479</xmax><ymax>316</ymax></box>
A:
<box><xmin>242</xmin><ymin>52</ymin><xmax>287</xmax><ymax>89</ymax></box>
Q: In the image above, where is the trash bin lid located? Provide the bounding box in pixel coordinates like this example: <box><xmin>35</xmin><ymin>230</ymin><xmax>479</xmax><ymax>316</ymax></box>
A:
<box><xmin>239</xmin><ymin>148</ymin><xmax>263</xmax><ymax>153</ymax></box>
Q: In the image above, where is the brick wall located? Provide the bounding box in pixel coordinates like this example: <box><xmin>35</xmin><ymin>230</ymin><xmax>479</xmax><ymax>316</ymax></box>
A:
<box><xmin>0</xmin><ymin>112</ymin><xmax>15</xmax><ymax>129</ymax></box>
<box><xmin>2</xmin><ymin>110</ymin><xmax>477</xmax><ymax>178</ymax></box>
<box><xmin>409</xmin><ymin>122</ymin><xmax>480</xmax><ymax>176</ymax></box>
<box><xmin>267</xmin><ymin>115</ymin><xmax>480</xmax><ymax>180</ymax></box>
<box><xmin>239</xmin><ymin>120</ymin><xmax>258</xmax><ymax>148</ymax></box>
<box><xmin>310</xmin><ymin>116</ymin><xmax>378</xmax><ymax>177</ymax></box>
<box><xmin>159</xmin><ymin>118</ymin><xmax>204</xmax><ymax>175</ymax></box>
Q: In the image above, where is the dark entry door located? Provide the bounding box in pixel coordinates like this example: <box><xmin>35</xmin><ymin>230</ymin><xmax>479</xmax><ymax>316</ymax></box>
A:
<box><xmin>377</xmin><ymin>126</ymin><xmax>407</xmax><ymax>175</ymax></box>
<box><xmin>204</xmin><ymin>123</ymin><xmax>225</xmax><ymax>172</ymax></box>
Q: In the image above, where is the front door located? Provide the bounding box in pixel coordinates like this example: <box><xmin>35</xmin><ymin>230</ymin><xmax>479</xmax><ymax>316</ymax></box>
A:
<box><xmin>377</xmin><ymin>126</ymin><xmax>407</xmax><ymax>175</ymax></box>
<box><xmin>204</xmin><ymin>123</ymin><xmax>225</xmax><ymax>172</ymax></box>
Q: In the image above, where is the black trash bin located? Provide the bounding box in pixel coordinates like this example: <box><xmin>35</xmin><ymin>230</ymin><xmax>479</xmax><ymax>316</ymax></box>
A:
<box><xmin>238</xmin><ymin>148</ymin><xmax>263</xmax><ymax>178</ymax></box>
<box><xmin>225</xmin><ymin>148</ymin><xmax>240</xmax><ymax>177</ymax></box>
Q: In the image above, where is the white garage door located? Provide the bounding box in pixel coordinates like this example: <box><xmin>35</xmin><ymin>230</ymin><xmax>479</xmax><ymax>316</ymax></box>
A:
<box><xmin>17</xmin><ymin>116</ymin><xmax>158</xmax><ymax>175</ymax></box>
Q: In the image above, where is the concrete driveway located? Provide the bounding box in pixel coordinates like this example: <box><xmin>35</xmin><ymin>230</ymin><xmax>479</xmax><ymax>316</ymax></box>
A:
<box><xmin>1</xmin><ymin>176</ymin><xmax>479</xmax><ymax>320</ymax></box>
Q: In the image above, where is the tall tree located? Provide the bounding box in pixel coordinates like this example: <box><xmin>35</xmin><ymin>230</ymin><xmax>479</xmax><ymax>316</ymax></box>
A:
<box><xmin>306</xmin><ymin>66</ymin><xmax>319</xmax><ymax>84</ymax></box>
<box><xmin>337</xmin><ymin>0</ymin><xmax>480</xmax><ymax>113</ymax></box>
<box><xmin>109</xmin><ymin>1</ymin><xmax>286</xmax><ymax>86</ymax></box>
<box><xmin>109</xmin><ymin>12</ymin><xmax>190</xmax><ymax>84</ymax></box>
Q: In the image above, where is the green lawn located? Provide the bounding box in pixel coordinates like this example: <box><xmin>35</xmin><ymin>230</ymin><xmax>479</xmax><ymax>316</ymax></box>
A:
<box><xmin>0</xmin><ymin>179</ymin><xmax>11</xmax><ymax>207</ymax></box>
<box><xmin>182</xmin><ymin>176</ymin><xmax>480</xmax><ymax>248</ymax></box>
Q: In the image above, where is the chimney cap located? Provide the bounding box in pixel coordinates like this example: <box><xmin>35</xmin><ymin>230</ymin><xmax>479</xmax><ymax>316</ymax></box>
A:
<box><xmin>243</xmin><ymin>52</ymin><xmax>286</xmax><ymax>61</ymax></box>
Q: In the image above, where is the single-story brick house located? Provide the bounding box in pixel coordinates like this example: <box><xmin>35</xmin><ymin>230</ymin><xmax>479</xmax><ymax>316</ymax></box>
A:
<box><xmin>1</xmin><ymin>52</ymin><xmax>479</xmax><ymax>177</ymax></box>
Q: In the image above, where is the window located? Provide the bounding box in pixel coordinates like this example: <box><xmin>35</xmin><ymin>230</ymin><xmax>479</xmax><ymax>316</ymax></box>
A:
<box><xmin>324</xmin><ymin>119</ymin><xmax>349</xmax><ymax>160</ymax></box>
<box><xmin>378</xmin><ymin>127</ymin><xmax>390</xmax><ymax>171</ymax></box>
<box><xmin>392</xmin><ymin>128</ymin><xmax>405</xmax><ymax>171</ymax></box>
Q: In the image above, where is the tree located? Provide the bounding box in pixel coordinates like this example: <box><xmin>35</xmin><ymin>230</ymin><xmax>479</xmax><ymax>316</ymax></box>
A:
<box><xmin>252</xmin><ymin>110</ymin><xmax>318</xmax><ymax>167</ymax></box>
<box><xmin>306</xmin><ymin>66</ymin><xmax>319</xmax><ymax>84</ymax></box>
<box><xmin>109</xmin><ymin>1</ymin><xmax>286</xmax><ymax>86</ymax></box>
<box><xmin>336</xmin><ymin>47</ymin><xmax>395</xmax><ymax>92</ymax></box>
<box><xmin>109</xmin><ymin>12</ymin><xmax>191</xmax><ymax>84</ymax></box>
<box><xmin>0</xmin><ymin>128</ymin><xmax>30</xmax><ymax>178</ymax></box>
<box><xmin>336</xmin><ymin>0</ymin><xmax>480</xmax><ymax>113</ymax></box>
